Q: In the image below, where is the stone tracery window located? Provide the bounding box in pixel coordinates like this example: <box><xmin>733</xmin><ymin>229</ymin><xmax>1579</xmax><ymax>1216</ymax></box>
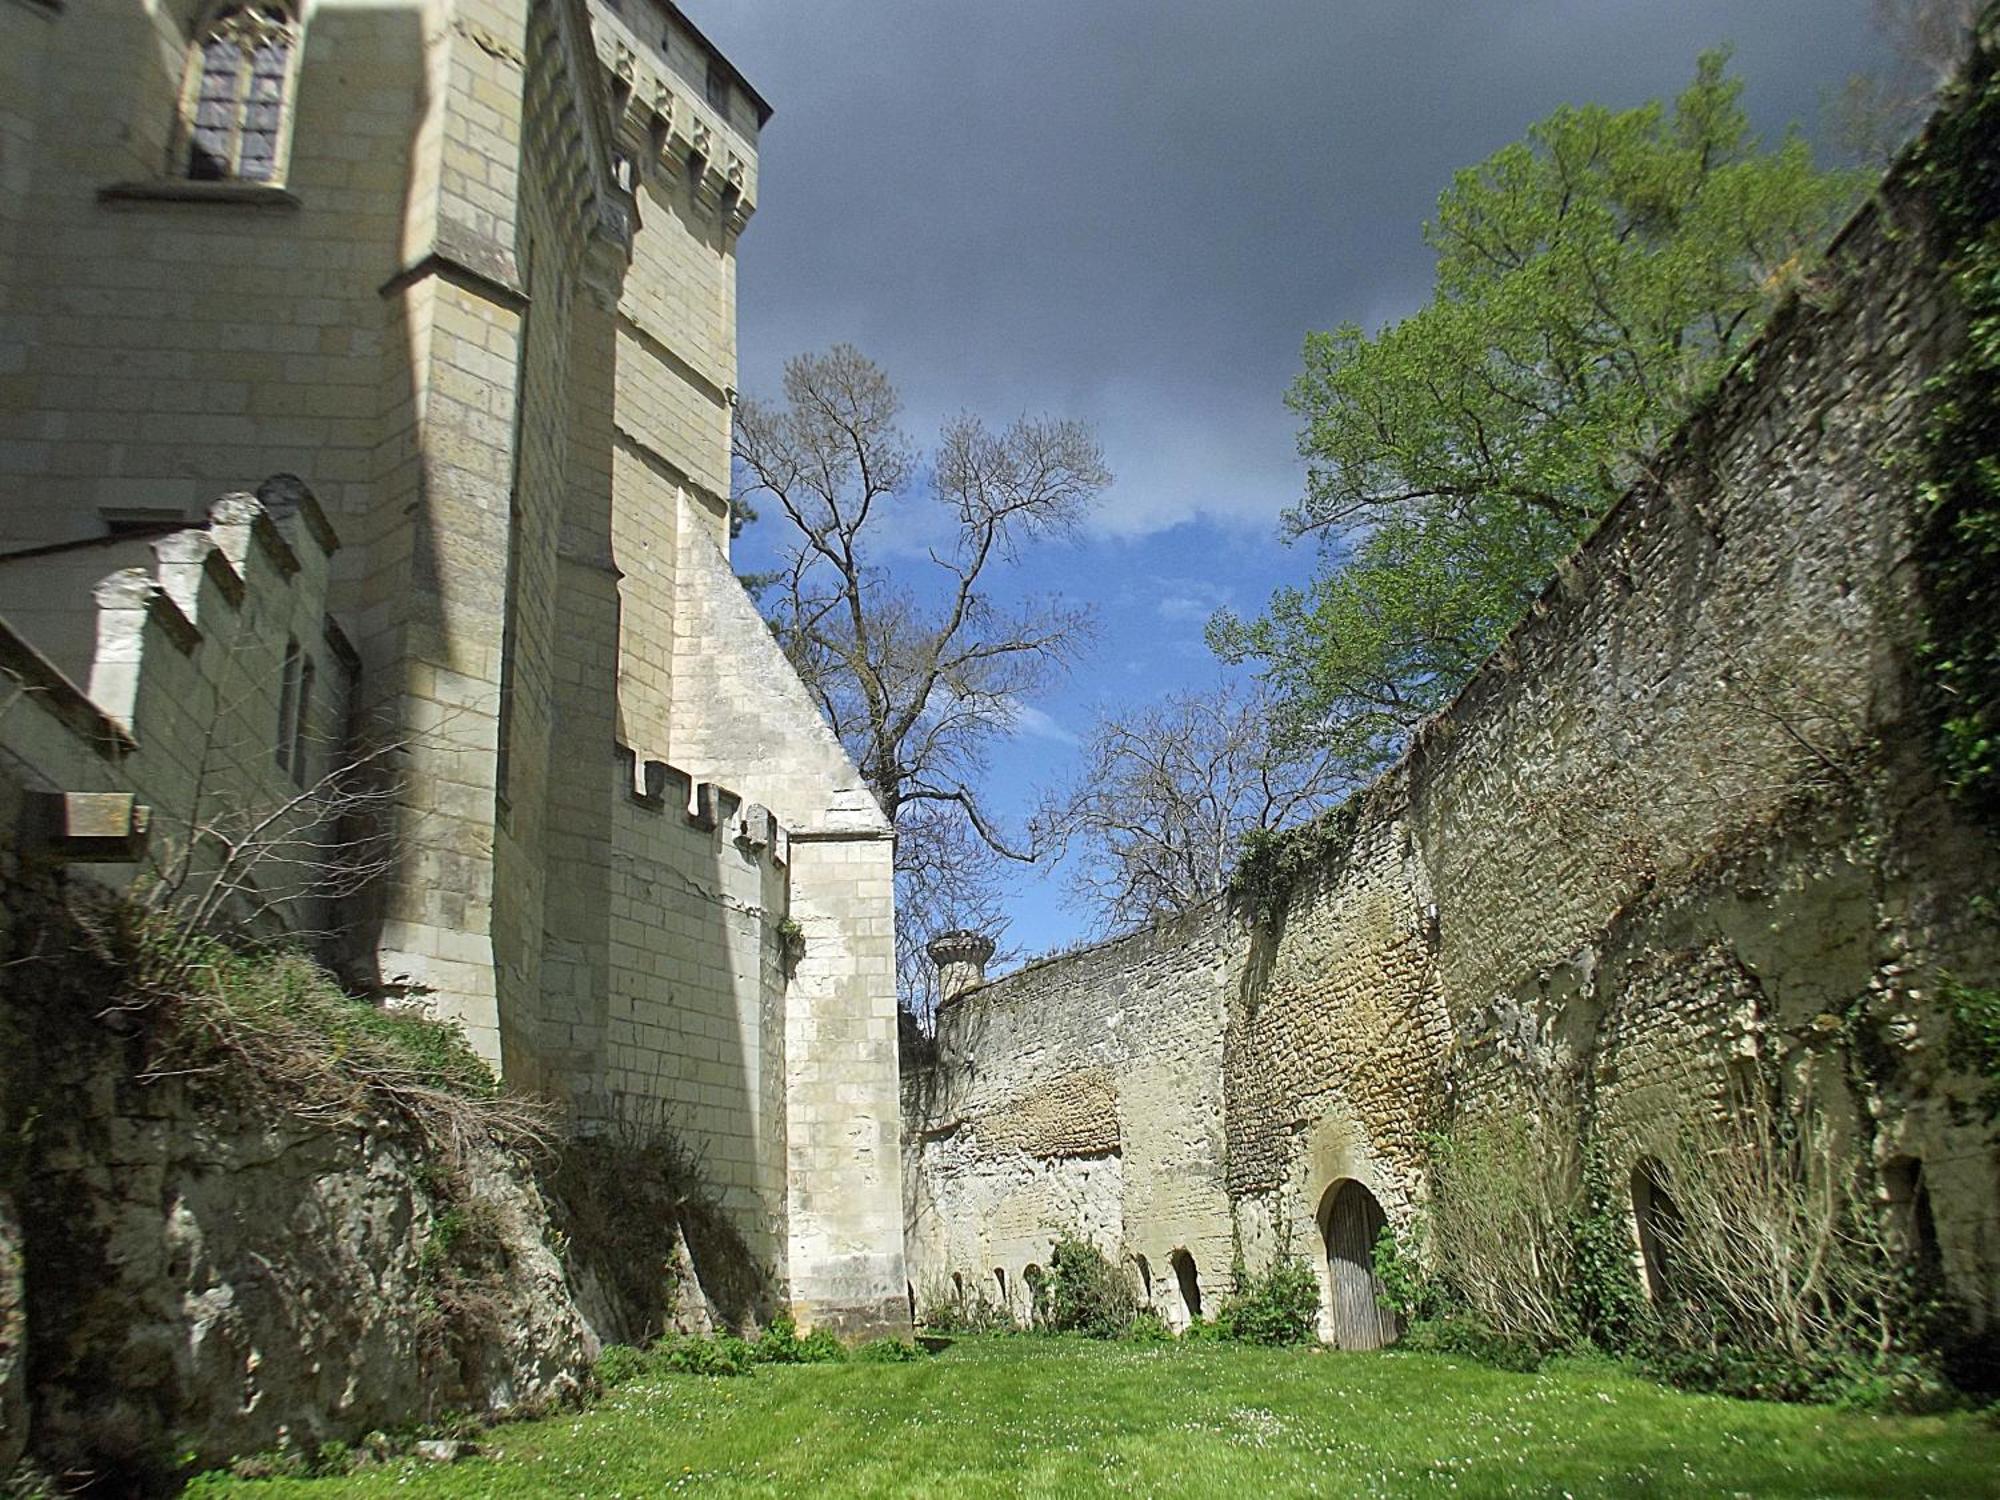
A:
<box><xmin>178</xmin><ymin>2</ymin><xmax>300</xmax><ymax>183</ymax></box>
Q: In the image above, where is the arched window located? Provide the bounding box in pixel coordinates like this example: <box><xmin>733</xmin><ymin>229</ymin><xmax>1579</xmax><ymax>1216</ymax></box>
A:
<box><xmin>179</xmin><ymin>3</ymin><xmax>300</xmax><ymax>183</ymax></box>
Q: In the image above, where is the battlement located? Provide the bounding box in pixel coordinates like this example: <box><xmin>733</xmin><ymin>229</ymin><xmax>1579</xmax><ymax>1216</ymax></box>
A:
<box><xmin>615</xmin><ymin>742</ymin><xmax>791</xmax><ymax>869</ymax></box>
<box><xmin>594</xmin><ymin>0</ymin><xmax>761</xmax><ymax>233</ymax></box>
<box><xmin>0</xmin><ymin>481</ymin><xmax>354</xmax><ymax>925</ymax></box>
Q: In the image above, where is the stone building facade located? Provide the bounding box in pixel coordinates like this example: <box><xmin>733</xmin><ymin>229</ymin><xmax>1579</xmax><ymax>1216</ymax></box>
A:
<box><xmin>906</xmin><ymin>80</ymin><xmax>2000</xmax><ymax>1346</ymax></box>
<box><xmin>0</xmin><ymin>0</ymin><xmax>906</xmax><ymax>1335</ymax></box>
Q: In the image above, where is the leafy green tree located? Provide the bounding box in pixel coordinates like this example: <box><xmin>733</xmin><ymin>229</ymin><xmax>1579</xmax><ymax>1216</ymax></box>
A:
<box><xmin>1213</xmin><ymin>52</ymin><xmax>1861</xmax><ymax>770</ymax></box>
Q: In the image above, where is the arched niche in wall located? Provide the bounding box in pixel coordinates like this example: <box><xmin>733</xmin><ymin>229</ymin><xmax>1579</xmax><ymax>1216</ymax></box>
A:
<box><xmin>1170</xmin><ymin>1249</ymin><xmax>1202</xmax><ymax>1323</ymax></box>
<box><xmin>1132</xmin><ymin>1252</ymin><xmax>1153</xmax><ymax>1305</ymax></box>
<box><xmin>1883</xmin><ymin>1155</ymin><xmax>1944</xmax><ymax>1287</ymax></box>
<box><xmin>1630</xmin><ymin>1157</ymin><xmax>1683</xmax><ymax>1302</ymax></box>
<box><xmin>1317</xmin><ymin>1178</ymin><xmax>1400</xmax><ymax>1350</ymax></box>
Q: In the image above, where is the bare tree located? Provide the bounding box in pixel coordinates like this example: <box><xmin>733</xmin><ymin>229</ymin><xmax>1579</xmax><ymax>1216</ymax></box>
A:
<box><xmin>1832</xmin><ymin>0</ymin><xmax>1981</xmax><ymax>163</ymax></box>
<box><xmin>732</xmin><ymin>345</ymin><xmax>1110</xmax><ymax>1010</ymax></box>
<box><xmin>1034</xmin><ymin>682</ymin><xmax>1349</xmax><ymax>934</ymax></box>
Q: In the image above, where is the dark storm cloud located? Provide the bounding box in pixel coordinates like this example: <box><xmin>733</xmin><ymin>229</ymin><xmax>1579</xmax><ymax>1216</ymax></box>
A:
<box><xmin>689</xmin><ymin>2</ymin><xmax>1891</xmax><ymax>535</ymax></box>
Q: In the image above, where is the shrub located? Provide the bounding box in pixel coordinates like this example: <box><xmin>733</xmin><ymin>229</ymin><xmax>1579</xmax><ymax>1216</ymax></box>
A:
<box><xmin>854</xmin><ymin>1337</ymin><xmax>924</xmax><ymax>1363</ymax></box>
<box><xmin>1040</xmin><ymin>1236</ymin><xmax>1139</xmax><ymax>1338</ymax></box>
<box><xmin>1371</xmin><ymin>1224</ymin><xmax>1447</xmax><ymax>1324</ymax></box>
<box><xmin>594</xmin><ymin>1344</ymin><xmax>652</xmax><ymax>1387</ymax></box>
<box><xmin>1216</xmin><ymin>1258</ymin><xmax>1321</xmax><ymax>1346</ymax></box>
<box><xmin>919</xmin><ymin>1285</ymin><xmax>1017</xmax><ymax>1334</ymax></box>
<box><xmin>1638</xmin><ymin>1074</ymin><xmax>1908</xmax><ymax>1381</ymax></box>
<box><xmin>753</xmin><ymin>1315</ymin><xmax>846</xmax><ymax>1365</ymax></box>
<box><xmin>657</xmin><ymin>1333</ymin><xmax>753</xmax><ymax>1377</ymax></box>
<box><xmin>1424</xmin><ymin>1111</ymin><xmax>1581</xmax><ymax>1348</ymax></box>
<box><xmin>1396</xmin><ymin>1315</ymin><xmax>1546</xmax><ymax>1373</ymax></box>
<box><xmin>1637</xmin><ymin>1342</ymin><xmax>1954</xmax><ymax>1410</ymax></box>
<box><xmin>542</xmin><ymin>1112</ymin><xmax>765</xmax><ymax>1345</ymax></box>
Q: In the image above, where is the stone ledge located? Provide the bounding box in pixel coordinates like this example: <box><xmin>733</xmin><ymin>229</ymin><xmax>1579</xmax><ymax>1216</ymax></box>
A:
<box><xmin>97</xmin><ymin>180</ymin><xmax>301</xmax><ymax>210</ymax></box>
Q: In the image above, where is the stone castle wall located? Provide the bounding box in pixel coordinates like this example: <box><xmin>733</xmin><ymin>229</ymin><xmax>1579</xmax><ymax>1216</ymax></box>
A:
<box><xmin>0</xmin><ymin>488</ymin><xmax>355</xmax><ymax>941</ymax></box>
<box><xmin>907</xmin><ymin>107</ymin><xmax>2000</xmax><ymax>1336</ymax></box>
<box><xmin>0</xmin><ymin>0</ymin><xmax>909</xmax><ymax>1342</ymax></box>
<box><xmin>907</xmin><ymin>907</ymin><xmax>1233</xmax><ymax>1328</ymax></box>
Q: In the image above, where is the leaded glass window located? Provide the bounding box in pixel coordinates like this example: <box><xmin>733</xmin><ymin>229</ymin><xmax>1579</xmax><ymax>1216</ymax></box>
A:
<box><xmin>181</xmin><ymin>3</ymin><xmax>298</xmax><ymax>182</ymax></box>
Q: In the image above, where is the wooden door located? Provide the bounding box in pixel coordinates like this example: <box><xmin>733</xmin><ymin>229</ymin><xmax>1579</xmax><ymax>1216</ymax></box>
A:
<box><xmin>1323</xmin><ymin>1181</ymin><xmax>1399</xmax><ymax>1350</ymax></box>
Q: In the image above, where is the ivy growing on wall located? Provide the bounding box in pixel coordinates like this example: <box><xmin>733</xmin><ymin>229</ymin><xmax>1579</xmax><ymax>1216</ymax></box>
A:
<box><xmin>1227</xmin><ymin>799</ymin><xmax>1365</xmax><ymax>928</ymax></box>
<box><xmin>1912</xmin><ymin>15</ymin><xmax>2000</xmax><ymax>828</ymax></box>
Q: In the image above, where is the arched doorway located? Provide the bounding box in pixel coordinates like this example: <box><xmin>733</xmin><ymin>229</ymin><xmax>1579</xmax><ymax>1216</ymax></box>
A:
<box><xmin>1630</xmin><ymin>1158</ymin><xmax>1682</xmax><ymax>1302</ymax></box>
<box><xmin>1318</xmin><ymin>1179</ymin><xmax>1398</xmax><ymax>1350</ymax></box>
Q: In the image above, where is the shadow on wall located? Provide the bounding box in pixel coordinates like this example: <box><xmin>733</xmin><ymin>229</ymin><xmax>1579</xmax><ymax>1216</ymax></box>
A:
<box><xmin>524</xmin><ymin>222</ymin><xmax>780</xmax><ymax>1306</ymax></box>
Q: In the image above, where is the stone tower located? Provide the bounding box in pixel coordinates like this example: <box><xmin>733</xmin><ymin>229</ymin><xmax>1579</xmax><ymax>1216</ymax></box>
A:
<box><xmin>0</xmin><ymin>0</ymin><xmax>907</xmax><ymax>1334</ymax></box>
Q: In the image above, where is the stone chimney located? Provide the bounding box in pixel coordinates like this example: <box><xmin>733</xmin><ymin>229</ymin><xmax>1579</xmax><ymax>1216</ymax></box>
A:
<box><xmin>927</xmin><ymin>929</ymin><xmax>995</xmax><ymax>1004</ymax></box>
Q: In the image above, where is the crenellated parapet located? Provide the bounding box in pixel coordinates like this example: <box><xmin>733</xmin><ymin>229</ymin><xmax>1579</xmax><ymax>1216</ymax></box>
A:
<box><xmin>615</xmin><ymin>742</ymin><xmax>790</xmax><ymax>871</ymax></box>
<box><xmin>0</xmin><ymin>476</ymin><xmax>356</xmax><ymax>940</ymax></box>
<box><xmin>596</xmin><ymin>16</ymin><xmax>758</xmax><ymax>235</ymax></box>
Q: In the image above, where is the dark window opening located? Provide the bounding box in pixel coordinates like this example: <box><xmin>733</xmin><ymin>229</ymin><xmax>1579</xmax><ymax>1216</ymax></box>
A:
<box><xmin>100</xmin><ymin>507</ymin><xmax>187</xmax><ymax>537</ymax></box>
<box><xmin>1884</xmin><ymin>1156</ymin><xmax>1944</xmax><ymax>1286</ymax></box>
<box><xmin>290</xmin><ymin>655</ymin><xmax>314</xmax><ymax>785</ymax></box>
<box><xmin>705</xmin><ymin>61</ymin><xmax>729</xmax><ymax>113</ymax></box>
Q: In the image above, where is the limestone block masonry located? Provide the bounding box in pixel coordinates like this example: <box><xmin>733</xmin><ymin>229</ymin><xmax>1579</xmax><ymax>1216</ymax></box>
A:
<box><xmin>0</xmin><ymin>485</ymin><xmax>356</xmax><ymax>941</ymax></box>
<box><xmin>906</xmin><ymin>63</ymin><xmax>2000</xmax><ymax>1344</ymax></box>
<box><xmin>0</xmin><ymin>0</ymin><xmax>907</xmax><ymax>1354</ymax></box>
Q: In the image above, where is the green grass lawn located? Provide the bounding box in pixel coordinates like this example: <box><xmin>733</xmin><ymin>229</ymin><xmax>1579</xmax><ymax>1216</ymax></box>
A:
<box><xmin>190</xmin><ymin>1336</ymin><xmax>2000</xmax><ymax>1499</ymax></box>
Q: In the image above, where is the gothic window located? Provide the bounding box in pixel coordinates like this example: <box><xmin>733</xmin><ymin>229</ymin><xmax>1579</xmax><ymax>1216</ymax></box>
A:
<box><xmin>179</xmin><ymin>2</ymin><xmax>300</xmax><ymax>183</ymax></box>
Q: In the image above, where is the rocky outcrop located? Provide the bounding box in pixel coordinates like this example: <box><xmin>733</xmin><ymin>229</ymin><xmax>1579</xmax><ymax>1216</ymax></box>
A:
<box><xmin>11</xmin><ymin>1043</ymin><xmax>595</xmax><ymax>1488</ymax></box>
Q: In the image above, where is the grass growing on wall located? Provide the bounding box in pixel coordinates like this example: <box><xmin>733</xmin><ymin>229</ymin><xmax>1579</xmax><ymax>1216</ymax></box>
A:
<box><xmin>184</xmin><ymin>1336</ymin><xmax>2000</xmax><ymax>1498</ymax></box>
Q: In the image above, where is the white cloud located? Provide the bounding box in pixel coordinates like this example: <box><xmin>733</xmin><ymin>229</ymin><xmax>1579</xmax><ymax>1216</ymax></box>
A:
<box><xmin>1002</xmin><ymin>699</ymin><xmax>1081</xmax><ymax>747</ymax></box>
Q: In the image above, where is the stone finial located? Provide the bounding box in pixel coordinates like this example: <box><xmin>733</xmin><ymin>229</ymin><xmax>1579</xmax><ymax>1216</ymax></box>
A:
<box><xmin>928</xmin><ymin>929</ymin><xmax>995</xmax><ymax>1004</ymax></box>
